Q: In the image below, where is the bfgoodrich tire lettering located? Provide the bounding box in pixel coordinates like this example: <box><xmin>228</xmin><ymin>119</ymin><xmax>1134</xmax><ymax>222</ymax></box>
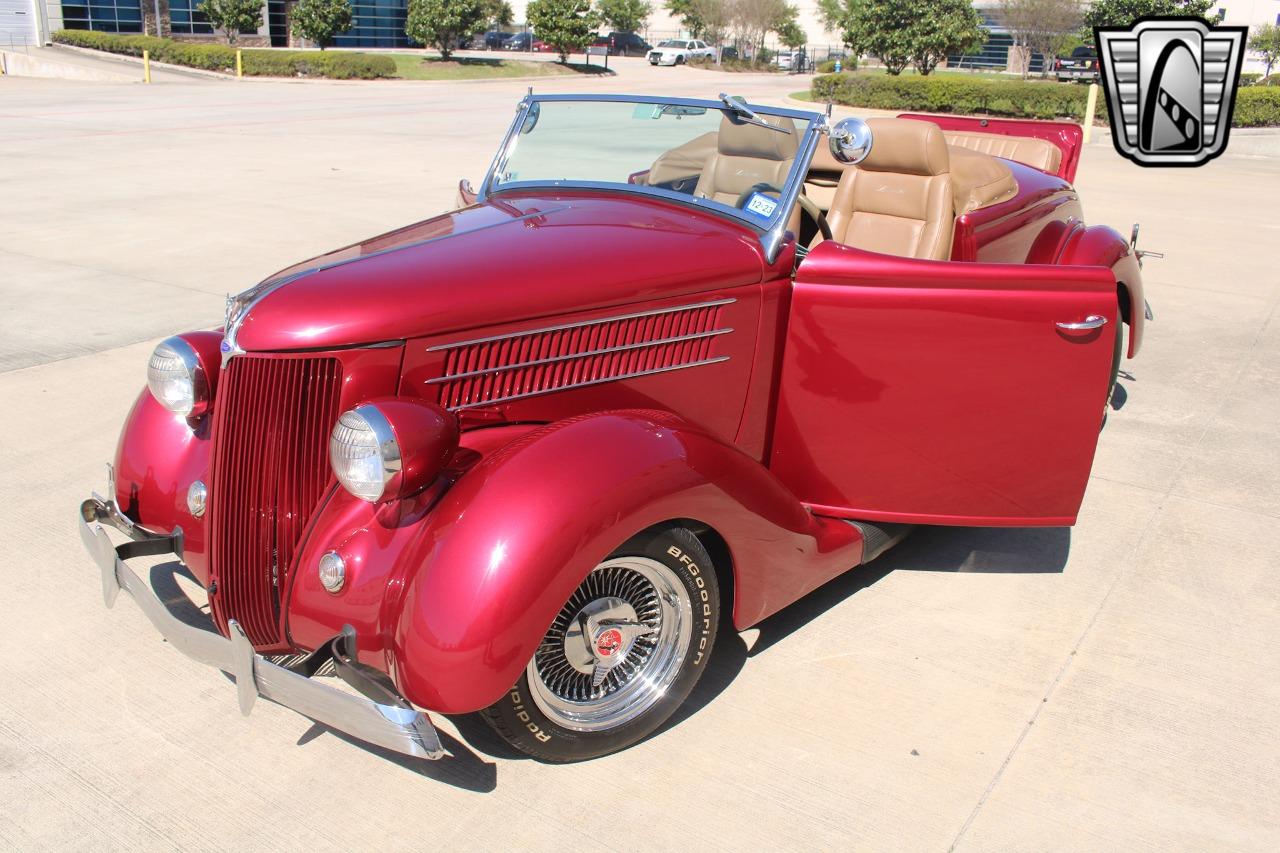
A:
<box><xmin>480</xmin><ymin>527</ymin><xmax>720</xmax><ymax>762</ymax></box>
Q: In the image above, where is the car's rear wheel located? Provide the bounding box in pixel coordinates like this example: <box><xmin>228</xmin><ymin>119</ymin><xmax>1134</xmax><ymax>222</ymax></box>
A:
<box><xmin>480</xmin><ymin>527</ymin><xmax>720</xmax><ymax>762</ymax></box>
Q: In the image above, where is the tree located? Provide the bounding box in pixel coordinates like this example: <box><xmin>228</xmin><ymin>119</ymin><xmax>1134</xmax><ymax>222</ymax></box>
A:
<box><xmin>481</xmin><ymin>0</ymin><xmax>514</xmax><ymax>27</ymax></box>
<box><xmin>1083</xmin><ymin>0</ymin><xmax>1213</xmax><ymax>30</ymax></box>
<box><xmin>836</xmin><ymin>0</ymin><xmax>983</xmax><ymax>76</ymax></box>
<box><xmin>774</xmin><ymin>3</ymin><xmax>804</xmax><ymax>50</ymax></box>
<box><xmin>1249</xmin><ymin>23</ymin><xmax>1280</xmax><ymax>78</ymax></box>
<box><xmin>528</xmin><ymin>0</ymin><xmax>599</xmax><ymax>62</ymax></box>
<box><xmin>597</xmin><ymin>0</ymin><xmax>651</xmax><ymax>33</ymax></box>
<box><xmin>777</xmin><ymin>19</ymin><xmax>806</xmax><ymax>51</ymax></box>
<box><xmin>1000</xmin><ymin>0</ymin><xmax>1081</xmax><ymax>78</ymax></box>
<box><xmin>665</xmin><ymin>0</ymin><xmax>705</xmax><ymax>37</ymax></box>
<box><xmin>290</xmin><ymin>0</ymin><xmax>353</xmax><ymax>50</ymax></box>
<box><xmin>198</xmin><ymin>0</ymin><xmax>263</xmax><ymax>45</ymax></box>
<box><xmin>405</xmin><ymin>0</ymin><xmax>485</xmax><ymax>59</ymax></box>
<box><xmin>731</xmin><ymin>0</ymin><xmax>789</xmax><ymax>60</ymax></box>
<box><xmin>906</xmin><ymin>0</ymin><xmax>983</xmax><ymax>74</ymax></box>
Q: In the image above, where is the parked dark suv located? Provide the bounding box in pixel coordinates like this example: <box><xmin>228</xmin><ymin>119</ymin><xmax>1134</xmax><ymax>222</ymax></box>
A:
<box><xmin>1054</xmin><ymin>45</ymin><xmax>1098</xmax><ymax>83</ymax></box>
<box><xmin>481</xmin><ymin>30</ymin><xmax>514</xmax><ymax>49</ymax></box>
<box><xmin>606</xmin><ymin>31</ymin><xmax>652</xmax><ymax>57</ymax></box>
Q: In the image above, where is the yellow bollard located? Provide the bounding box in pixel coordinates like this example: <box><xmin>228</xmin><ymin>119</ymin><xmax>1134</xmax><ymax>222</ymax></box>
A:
<box><xmin>1083</xmin><ymin>82</ymin><xmax>1099</xmax><ymax>143</ymax></box>
<box><xmin>143</xmin><ymin>49</ymin><xmax>151</xmax><ymax>84</ymax></box>
<box><xmin>236</xmin><ymin>49</ymin><xmax>243</xmax><ymax>78</ymax></box>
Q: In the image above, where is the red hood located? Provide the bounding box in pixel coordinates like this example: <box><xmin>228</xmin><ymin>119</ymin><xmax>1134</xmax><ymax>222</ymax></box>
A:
<box><xmin>232</xmin><ymin>192</ymin><xmax>767</xmax><ymax>353</ymax></box>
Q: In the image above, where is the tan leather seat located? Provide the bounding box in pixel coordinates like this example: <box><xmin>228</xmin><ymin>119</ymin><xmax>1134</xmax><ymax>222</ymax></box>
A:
<box><xmin>819</xmin><ymin>118</ymin><xmax>954</xmax><ymax>260</ymax></box>
<box><xmin>943</xmin><ymin>130</ymin><xmax>1062</xmax><ymax>174</ymax></box>
<box><xmin>694</xmin><ymin>114</ymin><xmax>798</xmax><ymax>205</ymax></box>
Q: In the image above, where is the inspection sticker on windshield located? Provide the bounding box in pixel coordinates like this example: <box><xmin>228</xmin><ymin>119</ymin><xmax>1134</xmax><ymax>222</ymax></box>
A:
<box><xmin>744</xmin><ymin>192</ymin><xmax>778</xmax><ymax>221</ymax></box>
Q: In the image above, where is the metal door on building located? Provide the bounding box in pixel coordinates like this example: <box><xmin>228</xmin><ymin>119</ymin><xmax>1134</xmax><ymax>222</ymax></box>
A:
<box><xmin>0</xmin><ymin>0</ymin><xmax>37</xmax><ymax>47</ymax></box>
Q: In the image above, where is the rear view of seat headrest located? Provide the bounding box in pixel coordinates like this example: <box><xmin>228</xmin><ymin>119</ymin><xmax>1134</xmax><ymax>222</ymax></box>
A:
<box><xmin>716</xmin><ymin>114</ymin><xmax>799</xmax><ymax>161</ymax></box>
<box><xmin>859</xmin><ymin>118</ymin><xmax>950</xmax><ymax>176</ymax></box>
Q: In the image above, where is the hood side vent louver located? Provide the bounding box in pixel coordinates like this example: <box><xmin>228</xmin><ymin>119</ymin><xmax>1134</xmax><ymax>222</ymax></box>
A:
<box><xmin>427</xmin><ymin>299</ymin><xmax>735</xmax><ymax>411</ymax></box>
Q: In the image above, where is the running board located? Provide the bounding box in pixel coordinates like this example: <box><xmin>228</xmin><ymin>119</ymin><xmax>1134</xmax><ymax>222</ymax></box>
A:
<box><xmin>843</xmin><ymin>520</ymin><xmax>915</xmax><ymax>564</ymax></box>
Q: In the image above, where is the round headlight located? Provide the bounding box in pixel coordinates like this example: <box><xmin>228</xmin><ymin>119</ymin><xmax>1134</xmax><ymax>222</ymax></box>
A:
<box><xmin>329</xmin><ymin>405</ymin><xmax>401</xmax><ymax>502</ymax></box>
<box><xmin>329</xmin><ymin>399</ymin><xmax>458</xmax><ymax>503</ymax></box>
<box><xmin>147</xmin><ymin>336</ymin><xmax>209</xmax><ymax>417</ymax></box>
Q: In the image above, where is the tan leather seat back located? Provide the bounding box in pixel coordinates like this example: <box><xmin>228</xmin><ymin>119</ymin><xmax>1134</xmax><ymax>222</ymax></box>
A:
<box><xmin>943</xmin><ymin>130</ymin><xmax>1062</xmax><ymax>174</ymax></box>
<box><xmin>823</xmin><ymin>118</ymin><xmax>954</xmax><ymax>260</ymax></box>
<box><xmin>694</xmin><ymin>115</ymin><xmax>798</xmax><ymax>206</ymax></box>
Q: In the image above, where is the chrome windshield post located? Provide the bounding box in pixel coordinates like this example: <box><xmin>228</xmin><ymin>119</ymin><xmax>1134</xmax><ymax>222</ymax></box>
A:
<box><xmin>761</xmin><ymin>116</ymin><xmax>823</xmax><ymax>265</ymax></box>
<box><xmin>477</xmin><ymin>93</ymin><xmax>534</xmax><ymax>201</ymax></box>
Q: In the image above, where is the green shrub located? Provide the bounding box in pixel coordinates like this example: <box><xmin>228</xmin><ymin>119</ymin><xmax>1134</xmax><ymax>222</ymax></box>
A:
<box><xmin>52</xmin><ymin>30</ymin><xmax>396</xmax><ymax>79</ymax></box>
<box><xmin>817</xmin><ymin>72</ymin><xmax>1111</xmax><ymax>123</ymax></box>
<box><xmin>815</xmin><ymin>58</ymin><xmax>855</xmax><ymax>73</ymax></box>
<box><xmin>1235</xmin><ymin>88</ymin><xmax>1280</xmax><ymax>127</ymax></box>
<box><xmin>688</xmin><ymin>56</ymin><xmax>781</xmax><ymax>73</ymax></box>
<box><xmin>1240</xmin><ymin>72</ymin><xmax>1262</xmax><ymax>87</ymax></box>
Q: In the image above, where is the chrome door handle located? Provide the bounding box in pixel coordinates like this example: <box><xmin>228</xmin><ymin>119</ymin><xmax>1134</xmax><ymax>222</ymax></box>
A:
<box><xmin>1056</xmin><ymin>315</ymin><xmax>1107</xmax><ymax>331</ymax></box>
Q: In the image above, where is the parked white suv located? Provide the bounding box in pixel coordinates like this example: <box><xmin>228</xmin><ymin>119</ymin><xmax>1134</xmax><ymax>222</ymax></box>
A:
<box><xmin>647</xmin><ymin>39</ymin><xmax>716</xmax><ymax>66</ymax></box>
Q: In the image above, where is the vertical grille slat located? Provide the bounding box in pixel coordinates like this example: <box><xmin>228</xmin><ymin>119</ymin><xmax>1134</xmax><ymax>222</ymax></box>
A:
<box><xmin>209</xmin><ymin>355</ymin><xmax>342</xmax><ymax>648</ymax></box>
<box><xmin>429</xmin><ymin>300</ymin><xmax>734</xmax><ymax>411</ymax></box>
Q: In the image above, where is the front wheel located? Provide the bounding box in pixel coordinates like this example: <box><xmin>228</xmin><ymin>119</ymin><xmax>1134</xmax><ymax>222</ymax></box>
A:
<box><xmin>480</xmin><ymin>527</ymin><xmax>720</xmax><ymax>762</ymax></box>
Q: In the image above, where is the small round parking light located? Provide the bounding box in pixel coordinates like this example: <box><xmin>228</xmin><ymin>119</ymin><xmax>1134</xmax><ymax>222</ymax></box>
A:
<box><xmin>186</xmin><ymin>480</ymin><xmax>207</xmax><ymax>518</ymax></box>
<box><xmin>318</xmin><ymin>551</ymin><xmax>346</xmax><ymax>593</ymax></box>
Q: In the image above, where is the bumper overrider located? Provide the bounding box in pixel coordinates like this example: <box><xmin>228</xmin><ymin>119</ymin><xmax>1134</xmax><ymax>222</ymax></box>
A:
<box><xmin>77</xmin><ymin>493</ymin><xmax>445</xmax><ymax>761</ymax></box>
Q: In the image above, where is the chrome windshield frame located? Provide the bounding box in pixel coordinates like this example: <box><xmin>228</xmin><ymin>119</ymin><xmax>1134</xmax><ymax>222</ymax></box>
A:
<box><xmin>476</xmin><ymin>93</ymin><xmax>825</xmax><ymax>264</ymax></box>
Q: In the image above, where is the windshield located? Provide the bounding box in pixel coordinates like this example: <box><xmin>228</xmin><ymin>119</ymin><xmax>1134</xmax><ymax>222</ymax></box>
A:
<box><xmin>659</xmin><ymin>40</ymin><xmax>688</xmax><ymax>48</ymax></box>
<box><xmin>483</xmin><ymin>96</ymin><xmax>818</xmax><ymax>235</ymax></box>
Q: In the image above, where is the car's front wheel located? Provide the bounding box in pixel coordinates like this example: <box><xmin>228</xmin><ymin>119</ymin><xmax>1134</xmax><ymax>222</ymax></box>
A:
<box><xmin>480</xmin><ymin>527</ymin><xmax>720</xmax><ymax>762</ymax></box>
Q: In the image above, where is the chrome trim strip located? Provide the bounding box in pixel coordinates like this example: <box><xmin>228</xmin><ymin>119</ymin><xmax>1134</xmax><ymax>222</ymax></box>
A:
<box><xmin>427</xmin><ymin>327</ymin><xmax>734</xmax><ymax>383</ymax></box>
<box><xmin>447</xmin><ymin>356</ymin><xmax>730</xmax><ymax>411</ymax></box>
<box><xmin>427</xmin><ymin>298</ymin><xmax>736</xmax><ymax>352</ymax></box>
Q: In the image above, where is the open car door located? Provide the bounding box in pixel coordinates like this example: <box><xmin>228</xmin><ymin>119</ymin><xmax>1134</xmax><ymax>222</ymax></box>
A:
<box><xmin>770</xmin><ymin>243</ymin><xmax>1118</xmax><ymax>527</ymax></box>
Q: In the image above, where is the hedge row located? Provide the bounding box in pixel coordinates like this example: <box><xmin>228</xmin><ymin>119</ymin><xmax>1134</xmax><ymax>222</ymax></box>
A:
<box><xmin>813</xmin><ymin>73</ymin><xmax>1106</xmax><ymax>122</ymax></box>
<box><xmin>52</xmin><ymin>30</ymin><xmax>396</xmax><ymax>79</ymax></box>
<box><xmin>812</xmin><ymin>72</ymin><xmax>1280</xmax><ymax>127</ymax></box>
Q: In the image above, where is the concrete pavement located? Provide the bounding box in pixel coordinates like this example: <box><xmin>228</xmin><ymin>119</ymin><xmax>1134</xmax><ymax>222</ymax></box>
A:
<box><xmin>1</xmin><ymin>68</ymin><xmax>1278</xmax><ymax>851</ymax></box>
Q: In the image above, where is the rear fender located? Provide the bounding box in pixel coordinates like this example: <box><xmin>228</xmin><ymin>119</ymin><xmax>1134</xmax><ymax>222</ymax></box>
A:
<box><xmin>1057</xmin><ymin>224</ymin><xmax>1146</xmax><ymax>357</ymax></box>
<box><xmin>288</xmin><ymin>410</ymin><xmax>863</xmax><ymax>714</ymax></box>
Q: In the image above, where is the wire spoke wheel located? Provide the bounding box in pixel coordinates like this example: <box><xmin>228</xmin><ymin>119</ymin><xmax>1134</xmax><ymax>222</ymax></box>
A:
<box><xmin>527</xmin><ymin>556</ymin><xmax>693</xmax><ymax>732</ymax></box>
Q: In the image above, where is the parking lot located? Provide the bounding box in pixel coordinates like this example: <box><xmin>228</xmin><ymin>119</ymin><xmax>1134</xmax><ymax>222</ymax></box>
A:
<box><xmin>2</xmin><ymin>67</ymin><xmax>1279</xmax><ymax>851</ymax></box>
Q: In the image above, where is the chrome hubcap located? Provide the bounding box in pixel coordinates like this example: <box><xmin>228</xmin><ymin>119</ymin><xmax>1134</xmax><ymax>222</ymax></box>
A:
<box><xmin>528</xmin><ymin>557</ymin><xmax>692</xmax><ymax>732</ymax></box>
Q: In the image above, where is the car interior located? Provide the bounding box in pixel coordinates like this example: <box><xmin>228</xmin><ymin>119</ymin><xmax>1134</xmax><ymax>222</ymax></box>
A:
<box><xmin>644</xmin><ymin>114</ymin><xmax>1063</xmax><ymax>263</ymax></box>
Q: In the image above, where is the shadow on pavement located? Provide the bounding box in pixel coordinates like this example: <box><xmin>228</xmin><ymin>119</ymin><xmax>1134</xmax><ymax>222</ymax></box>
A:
<box><xmin>749</xmin><ymin>525</ymin><xmax>1072</xmax><ymax>658</ymax></box>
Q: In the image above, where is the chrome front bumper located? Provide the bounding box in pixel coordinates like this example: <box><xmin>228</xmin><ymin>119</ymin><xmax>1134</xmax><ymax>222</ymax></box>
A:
<box><xmin>77</xmin><ymin>494</ymin><xmax>445</xmax><ymax>761</ymax></box>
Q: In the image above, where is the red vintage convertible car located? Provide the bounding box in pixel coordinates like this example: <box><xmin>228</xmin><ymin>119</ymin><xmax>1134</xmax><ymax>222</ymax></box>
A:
<box><xmin>79</xmin><ymin>93</ymin><xmax>1151</xmax><ymax>763</ymax></box>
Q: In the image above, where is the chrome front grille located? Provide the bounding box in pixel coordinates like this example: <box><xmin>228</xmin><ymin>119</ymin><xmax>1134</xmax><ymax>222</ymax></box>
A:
<box><xmin>208</xmin><ymin>355</ymin><xmax>342</xmax><ymax>649</ymax></box>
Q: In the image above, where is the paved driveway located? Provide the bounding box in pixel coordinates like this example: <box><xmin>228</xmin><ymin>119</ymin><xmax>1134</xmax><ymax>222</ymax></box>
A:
<box><xmin>1</xmin><ymin>69</ymin><xmax>1278</xmax><ymax>851</ymax></box>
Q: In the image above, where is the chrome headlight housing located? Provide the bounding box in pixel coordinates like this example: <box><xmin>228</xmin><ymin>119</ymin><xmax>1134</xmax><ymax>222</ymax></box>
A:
<box><xmin>329</xmin><ymin>399</ymin><xmax>458</xmax><ymax>503</ymax></box>
<box><xmin>147</xmin><ymin>336</ymin><xmax>210</xmax><ymax>417</ymax></box>
<box><xmin>329</xmin><ymin>405</ymin><xmax>400</xmax><ymax>503</ymax></box>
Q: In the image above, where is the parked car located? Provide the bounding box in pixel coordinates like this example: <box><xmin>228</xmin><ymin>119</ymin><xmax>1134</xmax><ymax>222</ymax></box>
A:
<box><xmin>80</xmin><ymin>94</ymin><xmax>1149</xmax><ymax>766</ymax></box>
<box><xmin>773</xmin><ymin>50</ymin><xmax>806</xmax><ymax>71</ymax></box>
<box><xmin>605</xmin><ymin>31</ymin><xmax>651</xmax><ymax>56</ymax></box>
<box><xmin>481</xmin><ymin>30</ymin><xmax>514</xmax><ymax>50</ymax></box>
<box><xmin>505</xmin><ymin>32</ymin><xmax>548</xmax><ymax>52</ymax></box>
<box><xmin>1055</xmin><ymin>45</ymin><xmax>1099</xmax><ymax>82</ymax></box>
<box><xmin>647</xmin><ymin>38</ymin><xmax>716</xmax><ymax>66</ymax></box>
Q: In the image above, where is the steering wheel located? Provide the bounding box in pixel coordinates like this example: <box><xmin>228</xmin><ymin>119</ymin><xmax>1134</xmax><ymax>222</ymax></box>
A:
<box><xmin>733</xmin><ymin>182</ymin><xmax>832</xmax><ymax>243</ymax></box>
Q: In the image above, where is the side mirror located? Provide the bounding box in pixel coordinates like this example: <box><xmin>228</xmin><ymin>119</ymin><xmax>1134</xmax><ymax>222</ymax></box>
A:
<box><xmin>520</xmin><ymin>100</ymin><xmax>540</xmax><ymax>134</ymax></box>
<box><xmin>828</xmin><ymin>117</ymin><xmax>873</xmax><ymax>165</ymax></box>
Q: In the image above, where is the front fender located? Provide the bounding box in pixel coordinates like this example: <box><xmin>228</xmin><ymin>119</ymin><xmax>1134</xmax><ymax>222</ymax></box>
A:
<box><xmin>288</xmin><ymin>411</ymin><xmax>862</xmax><ymax>714</ymax></box>
<box><xmin>113</xmin><ymin>391</ymin><xmax>213</xmax><ymax>584</ymax></box>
